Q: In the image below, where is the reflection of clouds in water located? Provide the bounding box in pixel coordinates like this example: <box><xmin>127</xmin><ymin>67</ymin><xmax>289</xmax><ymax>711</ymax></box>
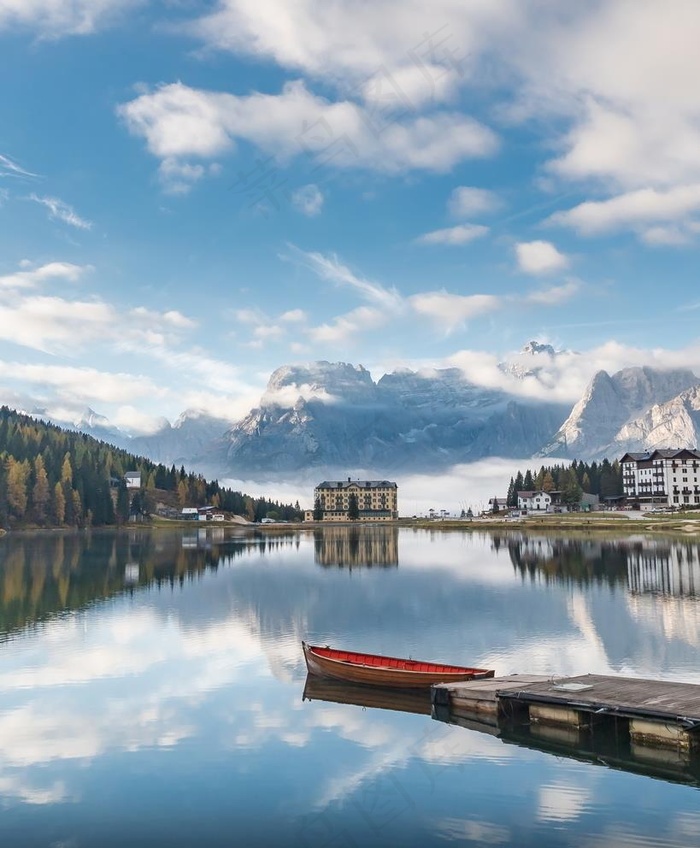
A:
<box><xmin>0</xmin><ymin>608</ymin><xmax>263</xmax><ymax>691</ymax></box>
<box><xmin>302</xmin><ymin>704</ymin><xmax>513</xmax><ymax>812</ymax></box>
<box><xmin>627</xmin><ymin>594</ymin><xmax>700</xmax><ymax>653</ymax></box>
<box><xmin>537</xmin><ymin>781</ymin><xmax>593</xmax><ymax>823</ymax></box>
<box><xmin>485</xmin><ymin>631</ymin><xmax>613</xmax><ymax>678</ymax></box>
<box><xmin>0</xmin><ymin>603</ymin><xmax>271</xmax><ymax>787</ymax></box>
<box><xmin>675</xmin><ymin>813</ymin><xmax>700</xmax><ymax>841</ymax></box>
<box><xmin>0</xmin><ymin>774</ymin><xmax>72</xmax><ymax>806</ymax></box>
<box><xmin>437</xmin><ymin>818</ymin><xmax>511</xmax><ymax>844</ymax></box>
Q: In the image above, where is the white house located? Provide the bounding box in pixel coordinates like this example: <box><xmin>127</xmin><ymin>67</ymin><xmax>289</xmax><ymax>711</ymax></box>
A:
<box><xmin>517</xmin><ymin>490</ymin><xmax>552</xmax><ymax>512</ymax></box>
<box><xmin>125</xmin><ymin>472</ymin><xmax>141</xmax><ymax>489</ymax></box>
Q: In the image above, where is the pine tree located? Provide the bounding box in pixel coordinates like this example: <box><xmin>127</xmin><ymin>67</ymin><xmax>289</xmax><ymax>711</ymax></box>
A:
<box><xmin>313</xmin><ymin>498</ymin><xmax>323</xmax><ymax>521</ymax></box>
<box><xmin>506</xmin><ymin>477</ymin><xmax>515</xmax><ymax>507</ymax></box>
<box><xmin>348</xmin><ymin>493</ymin><xmax>359</xmax><ymax>520</ymax></box>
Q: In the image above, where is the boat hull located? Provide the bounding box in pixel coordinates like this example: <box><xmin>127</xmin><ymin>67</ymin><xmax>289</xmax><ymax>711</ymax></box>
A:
<box><xmin>302</xmin><ymin>642</ymin><xmax>494</xmax><ymax>688</ymax></box>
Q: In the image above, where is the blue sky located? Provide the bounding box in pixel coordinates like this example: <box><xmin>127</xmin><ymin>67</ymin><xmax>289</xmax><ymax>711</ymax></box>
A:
<box><xmin>1</xmin><ymin>0</ymin><xmax>699</xmax><ymax>433</ymax></box>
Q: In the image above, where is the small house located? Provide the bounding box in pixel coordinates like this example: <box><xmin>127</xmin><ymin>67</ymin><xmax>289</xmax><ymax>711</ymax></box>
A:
<box><xmin>125</xmin><ymin>472</ymin><xmax>141</xmax><ymax>489</ymax></box>
<box><xmin>517</xmin><ymin>490</ymin><xmax>552</xmax><ymax>512</ymax></box>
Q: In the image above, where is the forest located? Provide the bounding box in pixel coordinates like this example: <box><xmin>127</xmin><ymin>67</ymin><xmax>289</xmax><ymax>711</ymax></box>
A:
<box><xmin>504</xmin><ymin>458</ymin><xmax>623</xmax><ymax>507</ymax></box>
<box><xmin>0</xmin><ymin>406</ymin><xmax>302</xmax><ymax>528</ymax></box>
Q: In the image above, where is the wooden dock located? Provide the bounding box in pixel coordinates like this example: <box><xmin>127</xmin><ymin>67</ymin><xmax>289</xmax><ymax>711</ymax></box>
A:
<box><xmin>432</xmin><ymin>673</ymin><xmax>700</xmax><ymax>752</ymax></box>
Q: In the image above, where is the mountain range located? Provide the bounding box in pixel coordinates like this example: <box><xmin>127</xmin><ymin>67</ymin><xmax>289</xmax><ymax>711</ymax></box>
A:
<box><xmin>15</xmin><ymin>344</ymin><xmax>700</xmax><ymax>478</ymax></box>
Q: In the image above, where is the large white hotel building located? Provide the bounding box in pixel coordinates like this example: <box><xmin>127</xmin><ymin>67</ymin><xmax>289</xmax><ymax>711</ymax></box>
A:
<box><xmin>621</xmin><ymin>449</ymin><xmax>700</xmax><ymax>507</ymax></box>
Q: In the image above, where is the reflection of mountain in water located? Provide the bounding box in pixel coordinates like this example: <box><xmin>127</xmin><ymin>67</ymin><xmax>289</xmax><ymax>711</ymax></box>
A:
<box><xmin>4</xmin><ymin>528</ymin><xmax>700</xmax><ymax>682</ymax></box>
<box><xmin>314</xmin><ymin>525</ymin><xmax>398</xmax><ymax>568</ymax></box>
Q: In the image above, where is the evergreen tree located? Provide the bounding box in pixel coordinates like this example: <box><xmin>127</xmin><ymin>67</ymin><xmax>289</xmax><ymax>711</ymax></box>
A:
<box><xmin>313</xmin><ymin>498</ymin><xmax>323</xmax><ymax>521</ymax></box>
<box><xmin>506</xmin><ymin>477</ymin><xmax>516</xmax><ymax>507</ymax></box>
<box><xmin>523</xmin><ymin>469</ymin><xmax>535</xmax><ymax>490</ymax></box>
<box><xmin>514</xmin><ymin>471</ymin><xmax>524</xmax><ymax>498</ymax></box>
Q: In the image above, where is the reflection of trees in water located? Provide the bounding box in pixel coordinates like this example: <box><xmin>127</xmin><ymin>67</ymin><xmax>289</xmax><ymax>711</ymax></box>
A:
<box><xmin>313</xmin><ymin>526</ymin><xmax>399</xmax><ymax>568</ymax></box>
<box><xmin>0</xmin><ymin>529</ymin><xmax>302</xmax><ymax>637</ymax></box>
<box><xmin>506</xmin><ymin>534</ymin><xmax>629</xmax><ymax>589</ymax></box>
<box><xmin>506</xmin><ymin>534</ymin><xmax>700</xmax><ymax>597</ymax></box>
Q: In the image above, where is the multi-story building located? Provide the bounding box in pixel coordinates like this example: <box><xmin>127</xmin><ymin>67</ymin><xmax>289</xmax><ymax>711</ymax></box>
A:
<box><xmin>620</xmin><ymin>449</ymin><xmax>700</xmax><ymax>507</ymax></box>
<box><xmin>311</xmin><ymin>478</ymin><xmax>398</xmax><ymax>521</ymax></box>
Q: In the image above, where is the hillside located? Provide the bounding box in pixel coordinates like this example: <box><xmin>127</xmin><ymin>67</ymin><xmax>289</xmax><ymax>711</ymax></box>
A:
<box><xmin>0</xmin><ymin>406</ymin><xmax>301</xmax><ymax>529</ymax></box>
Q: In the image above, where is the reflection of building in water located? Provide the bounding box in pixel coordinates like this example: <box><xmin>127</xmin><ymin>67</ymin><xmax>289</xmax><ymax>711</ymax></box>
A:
<box><xmin>314</xmin><ymin>526</ymin><xmax>399</xmax><ymax>568</ymax></box>
<box><xmin>627</xmin><ymin>542</ymin><xmax>700</xmax><ymax>597</ymax></box>
<box><xmin>507</xmin><ymin>533</ymin><xmax>700</xmax><ymax>598</ymax></box>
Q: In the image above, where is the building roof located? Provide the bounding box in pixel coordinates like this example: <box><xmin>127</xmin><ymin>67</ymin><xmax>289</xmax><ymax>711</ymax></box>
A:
<box><xmin>125</xmin><ymin>471</ymin><xmax>141</xmax><ymax>478</ymax></box>
<box><xmin>621</xmin><ymin>449</ymin><xmax>700</xmax><ymax>462</ymax></box>
<box><xmin>517</xmin><ymin>490</ymin><xmax>550</xmax><ymax>499</ymax></box>
<box><xmin>316</xmin><ymin>480</ymin><xmax>397</xmax><ymax>489</ymax></box>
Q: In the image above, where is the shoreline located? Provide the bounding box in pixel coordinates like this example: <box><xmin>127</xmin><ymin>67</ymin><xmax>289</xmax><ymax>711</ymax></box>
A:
<box><xmin>3</xmin><ymin>511</ymin><xmax>700</xmax><ymax>538</ymax></box>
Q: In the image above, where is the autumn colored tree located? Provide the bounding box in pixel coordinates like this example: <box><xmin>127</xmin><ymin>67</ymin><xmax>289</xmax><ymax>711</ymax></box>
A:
<box><xmin>32</xmin><ymin>455</ymin><xmax>51</xmax><ymax>524</ymax></box>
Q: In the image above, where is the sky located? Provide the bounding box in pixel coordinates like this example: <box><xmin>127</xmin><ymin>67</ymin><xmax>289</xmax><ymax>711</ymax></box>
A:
<box><xmin>2</xmin><ymin>0</ymin><xmax>700</xmax><ymax>435</ymax></box>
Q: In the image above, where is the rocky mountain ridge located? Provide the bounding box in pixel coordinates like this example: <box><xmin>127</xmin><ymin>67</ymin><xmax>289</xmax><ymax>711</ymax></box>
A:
<box><xmin>8</xmin><ymin>346</ymin><xmax>700</xmax><ymax>475</ymax></box>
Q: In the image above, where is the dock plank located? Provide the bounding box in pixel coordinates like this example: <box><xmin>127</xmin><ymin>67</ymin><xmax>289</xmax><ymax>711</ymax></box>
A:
<box><xmin>498</xmin><ymin>674</ymin><xmax>700</xmax><ymax>725</ymax></box>
<box><xmin>432</xmin><ymin>674</ymin><xmax>551</xmax><ymax>711</ymax></box>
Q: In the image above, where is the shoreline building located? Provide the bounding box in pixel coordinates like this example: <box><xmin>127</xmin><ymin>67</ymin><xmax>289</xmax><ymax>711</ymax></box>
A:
<box><xmin>309</xmin><ymin>478</ymin><xmax>398</xmax><ymax>521</ymax></box>
<box><xmin>621</xmin><ymin>449</ymin><xmax>700</xmax><ymax>508</ymax></box>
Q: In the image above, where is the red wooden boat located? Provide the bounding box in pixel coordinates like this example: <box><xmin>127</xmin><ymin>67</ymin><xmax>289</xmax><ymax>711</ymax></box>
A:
<box><xmin>302</xmin><ymin>641</ymin><xmax>494</xmax><ymax>688</ymax></box>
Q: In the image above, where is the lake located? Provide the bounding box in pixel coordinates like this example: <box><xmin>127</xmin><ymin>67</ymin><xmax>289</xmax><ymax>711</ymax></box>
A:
<box><xmin>0</xmin><ymin>525</ymin><xmax>699</xmax><ymax>848</ymax></box>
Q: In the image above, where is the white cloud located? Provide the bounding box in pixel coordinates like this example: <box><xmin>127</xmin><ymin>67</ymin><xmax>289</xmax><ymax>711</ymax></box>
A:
<box><xmin>0</xmin><ymin>362</ymin><xmax>162</xmax><ymax>404</ymax></box>
<box><xmin>291</xmin><ymin>183</ymin><xmax>324</xmax><ymax>216</ymax></box>
<box><xmin>185</xmin><ymin>0</ymin><xmax>506</xmax><ymax>85</ymax></box>
<box><xmin>308</xmin><ymin>305</ymin><xmax>385</xmax><ymax>343</ymax></box>
<box><xmin>289</xmin><ymin>245</ymin><xmax>403</xmax><ymax>311</ymax></box>
<box><xmin>179</xmin><ymin>3</ymin><xmax>700</xmax><ymax>216</ymax></box>
<box><xmin>0</xmin><ymin>261</ymin><xmax>89</xmax><ymax>290</ymax></box>
<box><xmin>0</xmin><ymin>152</ymin><xmax>38</xmax><ymax>179</ymax></box>
<box><xmin>0</xmin><ymin>296</ymin><xmax>115</xmax><ymax>353</ymax></box>
<box><xmin>158</xmin><ymin>158</ymin><xmax>207</xmax><ymax>194</ymax></box>
<box><xmin>280</xmin><ymin>309</ymin><xmax>306</xmax><ymax>322</ymax></box>
<box><xmin>515</xmin><ymin>240</ymin><xmax>569</xmax><ymax>275</ymax></box>
<box><xmin>253</xmin><ymin>324</ymin><xmax>285</xmax><ymax>341</ymax></box>
<box><xmin>28</xmin><ymin>194</ymin><xmax>92</xmax><ymax>229</ymax></box>
<box><xmin>448</xmin><ymin>186</ymin><xmax>501</xmax><ymax>218</ymax></box>
<box><xmin>0</xmin><ymin>0</ymin><xmax>145</xmax><ymax>37</ymax></box>
<box><xmin>548</xmin><ymin>184</ymin><xmax>700</xmax><ymax>237</ymax></box>
<box><xmin>409</xmin><ymin>291</ymin><xmax>501</xmax><ymax>332</ymax></box>
<box><xmin>525</xmin><ymin>280</ymin><xmax>580</xmax><ymax>305</ymax></box>
<box><xmin>130</xmin><ymin>306</ymin><xmax>198</xmax><ymax>329</ymax></box>
<box><xmin>416</xmin><ymin>223</ymin><xmax>489</xmax><ymax>245</ymax></box>
<box><xmin>118</xmin><ymin>81</ymin><xmax>498</xmax><ymax>182</ymax></box>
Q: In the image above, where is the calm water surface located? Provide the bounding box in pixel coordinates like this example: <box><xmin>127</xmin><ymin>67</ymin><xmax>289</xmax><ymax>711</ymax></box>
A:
<box><xmin>1</xmin><ymin>526</ymin><xmax>699</xmax><ymax>848</ymax></box>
